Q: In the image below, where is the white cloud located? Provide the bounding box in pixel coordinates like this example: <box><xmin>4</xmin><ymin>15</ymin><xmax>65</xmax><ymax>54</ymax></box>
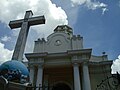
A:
<box><xmin>111</xmin><ymin>55</ymin><xmax>120</xmax><ymax>74</ymax></box>
<box><xmin>71</xmin><ymin>0</ymin><xmax>86</xmax><ymax>6</ymax></box>
<box><xmin>0</xmin><ymin>0</ymin><xmax>68</xmax><ymax>25</ymax></box>
<box><xmin>0</xmin><ymin>42</ymin><xmax>13</xmax><ymax>65</ymax></box>
<box><xmin>102</xmin><ymin>8</ymin><xmax>108</xmax><ymax>15</ymax></box>
<box><xmin>1</xmin><ymin>36</ymin><xmax>11</xmax><ymax>42</ymax></box>
<box><xmin>0</xmin><ymin>0</ymin><xmax>68</xmax><ymax>63</ymax></box>
<box><xmin>70</xmin><ymin>0</ymin><xmax>108</xmax><ymax>14</ymax></box>
<box><xmin>0</xmin><ymin>0</ymin><xmax>68</xmax><ymax>37</ymax></box>
<box><xmin>119</xmin><ymin>0</ymin><xmax>120</xmax><ymax>7</ymax></box>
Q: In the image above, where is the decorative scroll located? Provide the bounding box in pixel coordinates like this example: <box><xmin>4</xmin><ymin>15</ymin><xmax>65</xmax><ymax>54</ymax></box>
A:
<box><xmin>96</xmin><ymin>74</ymin><xmax>120</xmax><ymax>90</ymax></box>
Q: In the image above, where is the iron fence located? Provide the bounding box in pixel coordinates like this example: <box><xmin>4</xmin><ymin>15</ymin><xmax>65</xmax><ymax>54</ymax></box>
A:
<box><xmin>96</xmin><ymin>73</ymin><xmax>120</xmax><ymax>90</ymax></box>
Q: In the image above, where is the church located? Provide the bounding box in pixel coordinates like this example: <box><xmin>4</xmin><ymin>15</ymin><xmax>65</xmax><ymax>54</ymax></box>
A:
<box><xmin>0</xmin><ymin>10</ymin><xmax>116</xmax><ymax>90</ymax></box>
<box><xmin>25</xmin><ymin>25</ymin><xmax>112</xmax><ymax>90</ymax></box>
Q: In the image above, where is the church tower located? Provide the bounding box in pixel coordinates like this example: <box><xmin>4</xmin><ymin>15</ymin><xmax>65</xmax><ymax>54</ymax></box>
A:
<box><xmin>25</xmin><ymin>25</ymin><xmax>112</xmax><ymax>90</ymax></box>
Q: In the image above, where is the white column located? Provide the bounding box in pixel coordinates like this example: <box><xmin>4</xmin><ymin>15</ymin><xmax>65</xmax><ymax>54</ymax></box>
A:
<box><xmin>36</xmin><ymin>65</ymin><xmax>43</xmax><ymax>90</ymax></box>
<box><xmin>29</xmin><ymin>65</ymin><xmax>34</xmax><ymax>84</ymax></box>
<box><xmin>82</xmin><ymin>62</ymin><xmax>91</xmax><ymax>90</ymax></box>
<box><xmin>73</xmin><ymin>63</ymin><xmax>81</xmax><ymax>90</ymax></box>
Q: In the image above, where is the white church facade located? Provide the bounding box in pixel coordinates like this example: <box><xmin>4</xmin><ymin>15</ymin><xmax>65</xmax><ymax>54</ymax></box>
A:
<box><xmin>25</xmin><ymin>25</ymin><xmax>112</xmax><ymax>90</ymax></box>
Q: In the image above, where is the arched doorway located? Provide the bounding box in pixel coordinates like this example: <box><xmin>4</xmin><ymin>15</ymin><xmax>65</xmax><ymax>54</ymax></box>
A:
<box><xmin>52</xmin><ymin>83</ymin><xmax>71</xmax><ymax>90</ymax></box>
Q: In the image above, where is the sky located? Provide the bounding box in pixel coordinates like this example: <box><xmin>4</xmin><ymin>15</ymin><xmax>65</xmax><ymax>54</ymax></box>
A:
<box><xmin>0</xmin><ymin>0</ymin><xmax>120</xmax><ymax>73</ymax></box>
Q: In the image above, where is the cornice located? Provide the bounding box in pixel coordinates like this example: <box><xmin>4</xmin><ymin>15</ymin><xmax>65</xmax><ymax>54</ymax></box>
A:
<box><xmin>25</xmin><ymin>49</ymin><xmax>92</xmax><ymax>60</ymax></box>
<box><xmin>89</xmin><ymin>60</ymin><xmax>113</xmax><ymax>66</ymax></box>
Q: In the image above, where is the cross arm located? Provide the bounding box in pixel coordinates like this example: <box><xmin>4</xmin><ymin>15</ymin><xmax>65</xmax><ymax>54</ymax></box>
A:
<box><xmin>9</xmin><ymin>19</ymin><xmax>23</xmax><ymax>29</ymax></box>
<box><xmin>9</xmin><ymin>15</ymin><xmax>45</xmax><ymax>29</ymax></box>
<box><xmin>28</xmin><ymin>15</ymin><xmax>45</xmax><ymax>26</ymax></box>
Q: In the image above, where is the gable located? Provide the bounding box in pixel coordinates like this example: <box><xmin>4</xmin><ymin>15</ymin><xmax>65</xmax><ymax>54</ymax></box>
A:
<box><xmin>46</xmin><ymin>32</ymin><xmax>71</xmax><ymax>53</ymax></box>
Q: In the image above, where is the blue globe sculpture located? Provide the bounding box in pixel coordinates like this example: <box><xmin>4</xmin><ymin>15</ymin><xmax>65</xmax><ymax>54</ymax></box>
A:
<box><xmin>0</xmin><ymin>60</ymin><xmax>29</xmax><ymax>83</ymax></box>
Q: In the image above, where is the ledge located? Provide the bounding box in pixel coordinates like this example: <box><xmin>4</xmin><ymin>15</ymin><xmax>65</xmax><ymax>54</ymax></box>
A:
<box><xmin>25</xmin><ymin>49</ymin><xmax>92</xmax><ymax>60</ymax></box>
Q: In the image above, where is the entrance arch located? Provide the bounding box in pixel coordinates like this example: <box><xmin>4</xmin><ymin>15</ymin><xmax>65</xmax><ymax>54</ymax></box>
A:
<box><xmin>52</xmin><ymin>83</ymin><xmax>71</xmax><ymax>90</ymax></box>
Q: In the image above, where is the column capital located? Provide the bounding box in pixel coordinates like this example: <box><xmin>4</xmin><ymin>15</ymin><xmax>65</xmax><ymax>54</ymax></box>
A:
<box><xmin>37</xmin><ymin>64</ymin><xmax>44</xmax><ymax>68</ymax></box>
<box><xmin>72</xmin><ymin>62</ymin><xmax>80</xmax><ymax>66</ymax></box>
<box><xmin>71</xmin><ymin>55</ymin><xmax>78</xmax><ymax>60</ymax></box>
<box><xmin>29</xmin><ymin>64</ymin><xmax>34</xmax><ymax>68</ymax></box>
<box><xmin>36</xmin><ymin>58</ymin><xmax>44</xmax><ymax>67</ymax></box>
<box><xmin>71</xmin><ymin>55</ymin><xmax>82</xmax><ymax>64</ymax></box>
<box><xmin>38</xmin><ymin>58</ymin><xmax>44</xmax><ymax>63</ymax></box>
<box><xmin>82</xmin><ymin>60</ymin><xmax>89</xmax><ymax>65</ymax></box>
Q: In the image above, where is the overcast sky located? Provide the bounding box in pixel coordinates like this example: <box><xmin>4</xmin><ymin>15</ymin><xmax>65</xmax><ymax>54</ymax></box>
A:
<box><xmin>0</xmin><ymin>0</ymin><xmax>120</xmax><ymax>69</ymax></box>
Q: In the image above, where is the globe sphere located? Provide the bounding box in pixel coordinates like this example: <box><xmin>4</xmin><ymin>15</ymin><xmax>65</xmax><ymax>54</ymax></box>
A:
<box><xmin>0</xmin><ymin>60</ymin><xmax>29</xmax><ymax>83</ymax></box>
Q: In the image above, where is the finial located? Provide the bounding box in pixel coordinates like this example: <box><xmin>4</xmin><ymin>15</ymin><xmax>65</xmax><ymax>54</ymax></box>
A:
<box><xmin>102</xmin><ymin>52</ymin><xmax>106</xmax><ymax>55</ymax></box>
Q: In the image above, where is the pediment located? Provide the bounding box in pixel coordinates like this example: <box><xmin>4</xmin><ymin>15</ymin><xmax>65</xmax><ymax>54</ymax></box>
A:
<box><xmin>46</xmin><ymin>32</ymin><xmax>71</xmax><ymax>53</ymax></box>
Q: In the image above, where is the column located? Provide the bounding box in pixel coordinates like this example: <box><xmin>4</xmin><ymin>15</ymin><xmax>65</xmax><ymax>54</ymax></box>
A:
<box><xmin>82</xmin><ymin>62</ymin><xmax>91</xmax><ymax>90</ymax></box>
<box><xmin>29</xmin><ymin>65</ymin><xmax>34</xmax><ymax>84</ymax></box>
<box><xmin>36</xmin><ymin>65</ymin><xmax>43</xmax><ymax>90</ymax></box>
<box><xmin>73</xmin><ymin>63</ymin><xmax>81</xmax><ymax>90</ymax></box>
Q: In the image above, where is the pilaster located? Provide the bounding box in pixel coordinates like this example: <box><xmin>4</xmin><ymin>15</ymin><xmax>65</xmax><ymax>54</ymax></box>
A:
<box><xmin>36</xmin><ymin>58</ymin><xmax>44</xmax><ymax>90</ymax></box>
<box><xmin>29</xmin><ymin>64</ymin><xmax>34</xmax><ymax>84</ymax></box>
<box><xmin>73</xmin><ymin>63</ymin><xmax>81</xmax><ymax>90</ymax></box>
<box><xmin>72</xmin><ymin>55</ymin><xmax>81</xmax><ymax>90</ymax></box>
<box><xmin>82</xmin><ymin>61</ymin><xmax>91</xmax><ymax>90</ymax></box>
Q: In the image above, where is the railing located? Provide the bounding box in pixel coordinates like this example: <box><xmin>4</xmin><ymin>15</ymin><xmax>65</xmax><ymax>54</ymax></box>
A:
<box><xmin>26</xmin><ymin>84</ymin><xmax>52</xmax><ymax>90</ymax></box>
<box><xmin>96</xmin><ymin>73</ymin><xmax>120</xmax><ymax>90</ymax></box>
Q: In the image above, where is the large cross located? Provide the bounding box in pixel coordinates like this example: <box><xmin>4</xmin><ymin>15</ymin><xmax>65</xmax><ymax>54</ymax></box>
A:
<box><xmin>9</xmin><ymin>10</ymin><xmax>45</xmax><ymax>61</ymax></box>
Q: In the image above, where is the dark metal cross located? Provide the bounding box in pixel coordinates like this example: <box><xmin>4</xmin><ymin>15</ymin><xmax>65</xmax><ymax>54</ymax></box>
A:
<box><xmin>9</xmin><ymin>10</ymin><xmax>45</xmax><ymax>61</ymax></box>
